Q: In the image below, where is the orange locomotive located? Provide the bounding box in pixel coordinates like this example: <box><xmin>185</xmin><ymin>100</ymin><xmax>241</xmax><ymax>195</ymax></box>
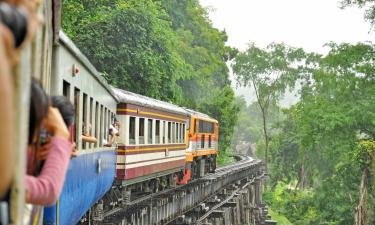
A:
<box><xmin>178</xmin><ymin>109</ymin><xmax>219</xmax><ymax>184</ymax></box>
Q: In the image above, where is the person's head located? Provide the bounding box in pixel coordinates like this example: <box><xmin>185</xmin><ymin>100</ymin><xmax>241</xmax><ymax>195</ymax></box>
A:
<box><xmin>28</xmin><ymin>78</ymin><xmax>49</xmax><ymax>145</ymax></box>
<box><xmin>51</xmin><ymin>96</ymin><xmax>74</xmax><ymax>127</ymax></box>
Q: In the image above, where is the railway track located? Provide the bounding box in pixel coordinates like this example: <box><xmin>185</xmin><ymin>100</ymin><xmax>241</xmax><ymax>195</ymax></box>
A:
<box><xmin>99</xmin><ymin>155</ymin><xmax>265</xmax><ymax>225</ymax></box>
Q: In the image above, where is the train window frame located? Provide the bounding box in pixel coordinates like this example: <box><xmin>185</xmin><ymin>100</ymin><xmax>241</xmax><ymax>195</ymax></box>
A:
<box><xmin>155</xmin><ymin>120</ymin><xmax>160</xmax><ymax>144</ymax></box>
<box><xmin>73</xmin><ymin>88</ymin><xmax>80</xmax><ymax>148</ymax></box>
<box><xmin>162</xmin><ymin>121</ymin><xmax>166</xmax><ymax>144</ymax></box>
<box><xmin>129</xmin><ymin>116</ymin><xmax>136</xmax><ymax>145</ymax></box>
<box><xmin>176</xmin><ymin>123</ymin><xmax>181</xmax><ymax>143</ymax></box>
<box><xmin>89</xmin><ymin>97</ymin><xmax>94</xmax><ymax>149</ymax></box>
<box><xmin>148</xmin><ymin>118</ymin><xmax>153</xmax><ymax>144</ymax></box>
<box><xmin>167</xmin><ymin>122</ymin><xmax>171</xmax><ymax>143</ymax></box>
<box><xmin>182</xmin><ymin>124</ymin><xmax>185</xmax><ymax>143</ymax></box>
<box><xmin>82</xmin><ymin>93</ymin><xmax>88</xmax><ymax>150</ymax></box>
<box><xmin>139</xmin><ymin>117</ymin><xmax>145</xmax><ymax>144</ymax></box>
<box><xmin>94</xmin><ymin>102</ymin><xmax>99</xmax><ymax>148</ymax></box>
<box><xmin>99</xmin><ymin>105</ymin><xmax>104</xmax><ymax>147</ymax></box>
<box><xmin>62</xmin><ymin>80</ymin><xmax>70</xmax><ymax>99</ymax></box>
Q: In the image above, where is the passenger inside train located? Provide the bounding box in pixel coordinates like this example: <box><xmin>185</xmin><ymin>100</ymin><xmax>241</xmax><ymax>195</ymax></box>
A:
<box><xmin>25</xmin><ymin>79</ymin><xmax>72</xmax><ymax>205</ymax></box>
<box><xmin>82</xmin><ymin>123</ymin><xmax>97</xmax><ymax>144</ymax></box>
<box><xmin>51</xmin><ymin>96</ymin><xmax>77</xmax><ymax>157</ymax></box>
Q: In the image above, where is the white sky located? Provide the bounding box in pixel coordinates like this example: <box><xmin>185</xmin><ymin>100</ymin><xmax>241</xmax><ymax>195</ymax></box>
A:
<box><xmin>199</xmin><ymin>0</ymin><xmax>374</xmax><ymax>105</ymax></box>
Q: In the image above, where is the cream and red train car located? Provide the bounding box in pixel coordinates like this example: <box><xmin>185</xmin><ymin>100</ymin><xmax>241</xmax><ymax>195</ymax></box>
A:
<box><xmin>178</xmin><ymin>109</ymin><xmax>219</xmax><ymax>184</ymax></box>
<box><xmin>112</xmin><ymin>88</ymin><xmax>189</xmax><ymax>195</ymax></box>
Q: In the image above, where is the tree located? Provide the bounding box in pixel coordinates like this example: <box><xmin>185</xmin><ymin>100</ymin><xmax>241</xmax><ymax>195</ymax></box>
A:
<box><xmin>341</xmin><ymin>0</ymin><xmax>375</xmax><ymax>27</ymax></box>
<box><xmin>232</xmin><ymin>43</ymin><xmax>309</xmax><ymax>171</ymax></box>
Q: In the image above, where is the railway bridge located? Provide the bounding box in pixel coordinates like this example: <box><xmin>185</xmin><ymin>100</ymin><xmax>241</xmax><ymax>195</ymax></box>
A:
<box><xmin>95</xmin><ymin>157</ymin><xmax>275</xmax><ymax>225</ymax></box>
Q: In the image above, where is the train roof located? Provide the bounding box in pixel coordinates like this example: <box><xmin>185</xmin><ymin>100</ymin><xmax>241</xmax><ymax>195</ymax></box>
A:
<box><xmin>111</xmin><ymin>87</ymin><xmax>187</xmax><ymax>115</ymax></box>
<box><xmin>184</xmin><ymin>108</ymin><xmax>218</xmax><ymax>123</ymax></box>
<box><xmin>58</xmin><ymin>31</ymin><xmax>118</xmax><ymax>100</ymax></box>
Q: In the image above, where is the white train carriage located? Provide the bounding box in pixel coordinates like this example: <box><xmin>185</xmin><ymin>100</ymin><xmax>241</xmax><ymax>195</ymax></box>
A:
<box><xmin>112</xmin><ymin>88</ymin><xmax>188</xmax><ymax>193</ymax></box>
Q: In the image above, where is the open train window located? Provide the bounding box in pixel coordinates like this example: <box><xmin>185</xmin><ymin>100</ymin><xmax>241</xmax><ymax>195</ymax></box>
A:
<box><xmin>176</xmin><ymin>123</ymin><xmax>180</xmax><ymax>143</ymax></box>
<box><xmin>74</xmin><ymin>88</ymin><xmax>80</xmax><ymax>145</ymax></box>
<box><xmin>171</xmin><ymin>122</ymin><xmax>175</xmax><ymax>143</ymax></box>
<box><xmin>82</xmin><ymin>93</ymin><xmax>87</xmax><ymax>149</ymax></box>
<box><xmin>89</xmin><ymin>97</ymin><xmax>93</xmax><ymax>149</ymax></box>
<box><xmin>168</xmin><ymin>122</ymin><xmax>171</xmax><ymax>143</ymax></box>
<box><xmin>162</xmin><ymin>121</ymin><xmax>166</xmax><ymax>144</ymax></box>
<box><xmin>104</xmin><ymin>108</ymin><xmax>108</xmax><ymax>142</ymax></box>
<box><xmin>148</xmin><ymin>119</ymin><xmax>153</xmax><ymax>144</ymax></box>
<box><xmin>139</xmin><ymin>118</ymin><xmax>145</xmax><ymax>144</ymax></box>
<box><xmin>95</xmin><ymin>102</ymin><xmax>99</xmax><ymax>148</ymax></box>
<box><xmin>99</xmin><ymin>105</ymin><xmax>103</xmax><ymax>146</ymax></box>
<box><xmin>182</xmin><ymin>124</ymin><xmax>185</xmax><ymax>142</ymax></box>
<box><xmin>129</xmin><ymin>116</ymin><xmax>135</xmax><ymax>145</ymax></box>
<box><xmin>62</xmin><ymin>80</ymin><xmax>70</xmax><ymax>98</ymax></box>
<box><xmin>155</xmin><ymin>120</ymin><xmax>160</xmax><ymax>144</ymax></box>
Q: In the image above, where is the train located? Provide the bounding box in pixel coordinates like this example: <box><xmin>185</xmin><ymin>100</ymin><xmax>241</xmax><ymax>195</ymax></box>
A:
<box><xmin>41</xmin><ymin>31</ymin><xmax>219</xmax><ymax>224</ymax></box>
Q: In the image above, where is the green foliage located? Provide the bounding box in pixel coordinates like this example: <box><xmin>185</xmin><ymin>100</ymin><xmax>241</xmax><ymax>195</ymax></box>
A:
<box><xmin>61</xmin><ymin>0</ymin><xmax>240</xmax><ymax>161</ymax></box>
<box><xmin>341</xmin><ymin>0</ymin><xmax>375</xmax><ymax>27</ymax></box>
<box><xmin>263</xmin><ymin>43</ymin><xmax>375</xmax><ymax>224</ymax></box>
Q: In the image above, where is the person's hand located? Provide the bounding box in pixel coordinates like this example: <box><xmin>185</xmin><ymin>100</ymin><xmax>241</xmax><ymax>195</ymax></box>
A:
<box><xmin>71</xmin><ymin>143</ymin><xmax>77</xmax><ymax>158</ymax></box>
<box><xmin>36</xmin><ymin>143</ymin><xmax>50</xmax><ymax>161</ymax></box>
<box><xmin>43</xmin><ymin>107</ymin><xmax>70</xmax><ymax>140</ymax></box>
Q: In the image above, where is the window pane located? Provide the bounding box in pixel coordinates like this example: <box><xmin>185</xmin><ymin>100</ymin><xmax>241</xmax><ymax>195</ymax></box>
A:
<box><xmin>155</xmin><ymin>120</ymin><xmax>160</xmax><ymax>144</ymax></box>
<box><xmin>168</xmin><ymin>122</ymin><xmax>171</xmax><ymax>143</ymax></box>
<box><xmin>148</xmin><ymin>119</ymin><xmax>152</xmax><ymax>144</ymax></box>
<box><xmin>139</xmin><ymin>118</ymin><xmax>145</xmax><ymax>144</ymax></box>
<box><xmin>129</xmin><ymin>117</ymin><xmax>135</xmax><ymax>144</ymax></box>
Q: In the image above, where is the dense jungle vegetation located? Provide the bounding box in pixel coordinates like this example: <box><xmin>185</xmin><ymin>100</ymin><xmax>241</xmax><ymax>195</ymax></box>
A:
<box><xmin>61</xmin><ymin>0</ymin><xmax>239</xmax><ymax>164</ymax></box>
<box><xmin>231</xmin><ymin>2</ymin><xmax>375</xmax><ymax>224</ymax></box>
<box><xmin>62</xmin><ymin>0</ymin><xmax>374</xmax><ymax>224</ymax></box>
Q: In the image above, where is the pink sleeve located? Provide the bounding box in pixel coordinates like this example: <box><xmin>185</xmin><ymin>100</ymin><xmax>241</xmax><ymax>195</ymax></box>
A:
<box><xmin>25</xmin><ymin>136</ymin><xmax>72</xmax><ymax>205</ymax></box>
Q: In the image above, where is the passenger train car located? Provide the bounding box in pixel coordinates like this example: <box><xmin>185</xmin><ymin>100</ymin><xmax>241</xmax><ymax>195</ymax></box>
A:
<box><xmin>7</xmin><ymin>2</ymin><xmax>219</xmax><ymax>224</ymax></box>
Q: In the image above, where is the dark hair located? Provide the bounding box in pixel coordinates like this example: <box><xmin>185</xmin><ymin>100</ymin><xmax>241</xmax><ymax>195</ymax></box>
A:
<box><xmin>28</xmin><ymin>79</ymin><xmax>49</xmax><ymax>144</ymax></box>
<box><xmin>51</xmin><ymin>96</ymin><xmax>75</xmax><ymax>127</ymax></box>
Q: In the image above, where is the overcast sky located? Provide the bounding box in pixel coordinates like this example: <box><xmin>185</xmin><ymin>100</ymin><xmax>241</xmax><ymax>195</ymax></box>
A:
<box><xmin>199</xmin><ymin>0</ymin><xmax>374</xmax><ymax>105</ymax></box>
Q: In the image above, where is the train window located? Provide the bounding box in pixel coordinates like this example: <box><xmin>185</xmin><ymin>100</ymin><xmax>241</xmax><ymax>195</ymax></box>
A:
<box><xmin>74</xmin><ymin>88</ymin><xmax>80</xmax><ymax>145</ymax></box>
<box><xmin>148</xmin><ymin>119</ymin><xmax>152</xmax><ymax>144</ymax></box>
<box><xmin>208</xmin><ymin>135</ymin><xmax>212</xmax><ymax>148</ymax></box>
<box><xmin>104</xmin><ymin>108</ymin><xmax>108</xmax><ymax>142</ymax></box>
<box><xmin>195</xmin><ymin>120</ymin><xmax>198</xmax><ymax>133</ymax></box>
<box><xmin>179</xmin><ymin>123</ymin><xmax>183</xmax><ymax>143</ymax></box>
<box><xmin>95</xmin><ymin>102</ymin><xmax>99</xmax><ymax>148</ymax></box>
<box><xmin>129</xmin><ymin>116</ymin><xmax>136</xmax><ymax>144</ymax></box>
<box><xmin>162</xmin><ymin>121</ymin><xmax>166</xmax><ymax>144</ymax></box>
<box><xmin>82</xmin><ymin>93</ymin><xmax>87</xmax><ymax>149</ymax></box>
<box><xmin>155</xmin><ymin>120</ymin><xmax>160</xmax><ymax>144</ymax></box>
<box><xmin>139</xmin><ymin>118</ymin><xmax>145</xmax><ymax>144</ymax></box>
<box><xmin>201</xmin><ymin>135</ymin><xmax>205</xmax><ymax>149</ymax></box>
<box><xmin>100</xmin><ymin>105</ymin><xmax>104</xmax><ymax>146</ymax></box>
<box><xmin>176</xmin><ymin>123</ymin><xmax>180</xmax><ymax>143</ymax></box>
<box><xmin>182</xmin><ymin>124</ymin><xmax>185</xmax><ymax>142</ymax></box>
<box><xmin>171</xmin><ymin>122</ymin><xmax>175</xmax><ymax>143</ymax></box>
<box><xmin>89</xmin><ymin>97</ymin><xmax>93</xmax><ymax>149</ymax></box>
<box><xmin>168</xmin><ymin>122</ymin><xmax>171</xmax><ymax>143</ymax></box>
<box><xmin>62</xmin><ymin>80</ymin><xmax>70</xmax><ymax>98</ymax></box>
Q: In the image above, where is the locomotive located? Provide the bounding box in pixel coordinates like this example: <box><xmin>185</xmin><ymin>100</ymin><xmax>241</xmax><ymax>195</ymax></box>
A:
<box><xmin>41</xmin><ymin>32</ymin><xmax>219</xmax><ymax>225</ymax></box>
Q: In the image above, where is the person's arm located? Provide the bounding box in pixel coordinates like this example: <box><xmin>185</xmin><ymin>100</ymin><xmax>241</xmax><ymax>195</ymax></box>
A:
<box><xmin>25</xmin><ymin>107</ymin><xmax>71</xmax><ymax>205</ymax></box>
<box><xmin>82</xmin><ymin>134</ymin><xmax>97</xmax><ymax>143</ymax></box>
<box><xmin>25</xmin><ymin>137</ymin><xmax>71</xmax><ymax>205</ymax></box>
<box><xmin>0</xmin><ymin>23</ymin><xmax>15</xmax><ymax>199</ymax></box>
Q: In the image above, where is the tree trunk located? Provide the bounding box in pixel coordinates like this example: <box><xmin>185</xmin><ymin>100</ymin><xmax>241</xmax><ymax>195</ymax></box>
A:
<box><xmin>261</xmin><ymin>107</ymin><xmax>269</xmax><ymax>173</ymax></box>
<box><xmin>355</xmin><ymin>168</ymin><xmax>369</xmax><ymax>225</ymax></box>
